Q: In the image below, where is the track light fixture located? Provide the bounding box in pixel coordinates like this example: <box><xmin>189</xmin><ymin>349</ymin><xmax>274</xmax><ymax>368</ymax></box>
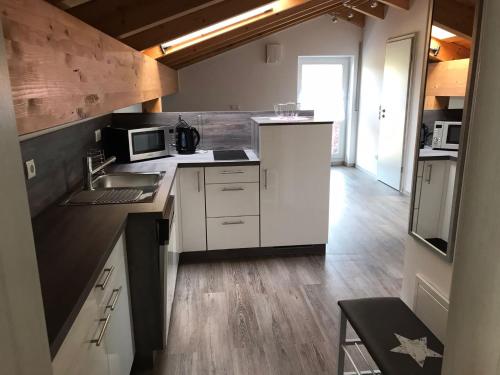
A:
<box><xmin>347</xmin><ymin>11</ymin><xmax>355</xmax><ymax>19</ymax></box>
<box><xmin>370</xmin><ymin>1</ymin><xmax>379</xmax><ymax>8</ymax></box>
<box><xmin>331</xmin><ymin>14</ymin><xmax>339</xmax><ymax>23</ymax></box>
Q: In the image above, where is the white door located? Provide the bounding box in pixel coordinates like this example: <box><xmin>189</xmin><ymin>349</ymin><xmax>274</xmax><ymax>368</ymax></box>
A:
<box><xmin>260</xmin><ymin>124</ymin><xmax>332</xmax><ymax>247</ymax></box>
<box><xmin>377</xmin><ymin>36</ymin><xmax>414</xmax><ymax>190</ymax></box>
<box><xmin>298</xmin><ymin>56</ymin><xmax>351</xmax><ymax>162</ymax></box>
<box><xmin>178</xmin><ymin>167</ymin><xmax>207</xmax><ymax>251</ymax></box>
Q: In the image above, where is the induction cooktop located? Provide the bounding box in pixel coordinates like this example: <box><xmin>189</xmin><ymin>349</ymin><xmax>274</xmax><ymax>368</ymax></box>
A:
<box><xmin>213</xmin><ymin>150</ymin><xmax>249</xmax><ymax>161</ymax></box>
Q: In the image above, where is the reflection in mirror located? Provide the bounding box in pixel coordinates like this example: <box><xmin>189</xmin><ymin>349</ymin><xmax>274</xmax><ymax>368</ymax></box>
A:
<box><xmin>410</xmin><ymin>0</ymin><xmax>478</xmax><ymax>260</ymax></box>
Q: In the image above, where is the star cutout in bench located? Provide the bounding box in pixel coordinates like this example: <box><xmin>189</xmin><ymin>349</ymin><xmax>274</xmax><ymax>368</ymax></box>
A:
<box><xmin>390</xmin><ymin>333</ymin><xmax>443</xmax><ymax>368</ymax></box>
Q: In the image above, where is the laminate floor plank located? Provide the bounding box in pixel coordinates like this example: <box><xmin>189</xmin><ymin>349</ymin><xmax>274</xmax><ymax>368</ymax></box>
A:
<box><xmin>155</xmin><ymin>167</ymin><xmax>409</xmax><ymax>375</ymax></box>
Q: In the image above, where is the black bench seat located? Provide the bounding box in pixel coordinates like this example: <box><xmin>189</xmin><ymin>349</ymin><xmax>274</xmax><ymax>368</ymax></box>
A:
<box><xmin>338</xmin><ymin>297</ymin><xmax>444</xmax><ymax>375</ymax></box>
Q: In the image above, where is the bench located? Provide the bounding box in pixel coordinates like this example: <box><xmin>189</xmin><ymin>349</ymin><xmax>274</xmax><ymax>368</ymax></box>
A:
<box><xmin>337</xmin><ymin>297</ymin><xmax>444</xmax><ymax>375</ymax></box>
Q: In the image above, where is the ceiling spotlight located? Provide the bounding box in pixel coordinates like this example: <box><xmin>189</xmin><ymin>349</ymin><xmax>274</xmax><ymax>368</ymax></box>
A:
<box><xmin>331</xmin><ymin>14</ymin><xmax>339</xmax><ymax>23</ymax></box>
<box><xmin>370</xmin><ymin>1</ymin><xmax>378</xmax><ymax>8</ymax></box>
<box><xmin>347</xmin><ymin>11</ymin><xmax>355</xmax><ymax>19</ymax></box>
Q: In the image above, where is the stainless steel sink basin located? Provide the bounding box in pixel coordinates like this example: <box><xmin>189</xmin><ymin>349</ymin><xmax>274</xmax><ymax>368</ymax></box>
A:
<box><xmin>62</xmin><ymin>172</ymin><xmax>165</xmax><ymax>205</ymax></box>
<box><xmin>92</xmin><ymin>172</ymin><xmax>164</xmax><ymax>189</ymax></box>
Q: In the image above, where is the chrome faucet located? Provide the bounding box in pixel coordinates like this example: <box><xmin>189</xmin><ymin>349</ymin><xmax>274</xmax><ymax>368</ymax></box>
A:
<box><xmin>83</xmin><ymin>155</ymin><xmax>116</xmax><ymax>190</ymax></box>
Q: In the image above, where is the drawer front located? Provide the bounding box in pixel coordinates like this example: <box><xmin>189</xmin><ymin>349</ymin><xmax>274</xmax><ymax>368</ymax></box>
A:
<box><xmin>207</xmin><ymin>216</ymin><xmax>259</xmax><ymax>250</ymax></box>
<box><xmin>206</xmin><ymin>182</ymin><xmax>259</xmax><ymax>217</ymax></box>
<box><xmin>205</xmin><ymin>165</ymin><xmax>259</xmax><ymax>184</ymax></box>
<box><xmin>93</xmin><ymin>235</ymin><xmax>124</xmax><ymax>308</ymax></box>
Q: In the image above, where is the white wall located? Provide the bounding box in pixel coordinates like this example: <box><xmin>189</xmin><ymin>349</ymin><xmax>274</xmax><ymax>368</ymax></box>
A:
<box><xmin>165</xmin><ymin>15</ymin><xmax>362</xmax><ymax>112</ymax></box>
<box><xmin>356</xmin><ymin>0</ymin><xmax>429</xmax><ymax>193</ymax></box>
<box><xmin>401</xmin><ymin>237</ymin><xmax>453</xmax><ymax>308</ymax></box>
<box><xmin>442</xmin><ymin>0</ymin><xmax>500</xmax><ymax>372</ymax></box>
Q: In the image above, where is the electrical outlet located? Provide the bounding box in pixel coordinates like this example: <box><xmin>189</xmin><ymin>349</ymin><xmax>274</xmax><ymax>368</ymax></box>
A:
<box><xmin>95</xmin><ymin>129</ymin><xmax>102</xmax><ymax>143</ymax></box>
<box><xmin>25</xmin><ymin>159</ymin><xmax>36</xmax><ymax>180</ymax></box>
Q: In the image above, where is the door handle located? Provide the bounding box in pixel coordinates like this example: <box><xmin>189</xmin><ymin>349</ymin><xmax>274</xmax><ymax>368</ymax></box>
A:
<box><xmin>222</xmin><ymin>220</ymin><xmax>244</xmax><ymax>225</ymax></box>
<box><xmin>95</xmin><ymin>266</ymin><xmax>114</xmax><ymax>290</ymax></box>
<box><xmin>91</xmin><ymin>314</ymin><xmax>111</xmax><ymax>346</ymax></box>
<box><xmin>219</xmin><ymin>170</ymin><xmax>245</xmax><ymax>175</ymax></box>
<box><xmin>264</xmin><ymin>169</ymin><xmax>268</xmax><ymax>189</ymax></box>
<box><xmin>196</xmin><ymin>170</ymin><xmax>201</xmax><ymax>192</ymax></box>
<box><xmin>426</xmin><ymin>164</ymin><xmax>433</xmax><ymax>184</ymax></box>
<box><xmin>221</xmin><ymin>187</ymin><xmax>244</xmax><ymax>192</ymax></box>
<box><xmin>106</xmin><ymin>287</ymin><xmax>122</xmax><ymax>311</ymax></box>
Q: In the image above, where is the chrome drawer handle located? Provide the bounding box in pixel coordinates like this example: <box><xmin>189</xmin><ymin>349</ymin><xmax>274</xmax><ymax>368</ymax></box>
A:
<box><xmin>222</xmin><ymin>220</ymin><xmax>244</xmax><ymax>225</ymax></box>
<box><xmin>221</xmin><ymin>187</ymin><xmax>245</xmax><ymax>191</ymax></box>
<box><xmin>220</xmin><ymin>170</ymin><xmax>245</xmax><ymax>174</ymax></box>
<box><xmin>95</xmin><ymin>266</ymin><xmax>114</xmax><ymax>290</ymax></box>
<box><xmin>106</xmin><ymin>287</ymin><xmax>122</xmax><ymax>311</ymax></box>
<box><xmin>91</xmin><ymin>314</ymin><xmax>111</xmax><ymax>346</ymax></box>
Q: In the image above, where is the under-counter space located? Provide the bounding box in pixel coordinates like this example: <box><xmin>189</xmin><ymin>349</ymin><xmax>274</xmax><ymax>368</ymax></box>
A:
<box><xmin>33</xmin><ymin>149</ymin><xmax>259</xmax><ymax>358</ymax></box>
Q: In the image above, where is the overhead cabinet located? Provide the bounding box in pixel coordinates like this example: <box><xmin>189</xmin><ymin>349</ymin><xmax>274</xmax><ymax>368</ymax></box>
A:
<box><xmin>425</xmin><ymin>59</ymin><xmax>470</xmax><ymax>97</ymax></box>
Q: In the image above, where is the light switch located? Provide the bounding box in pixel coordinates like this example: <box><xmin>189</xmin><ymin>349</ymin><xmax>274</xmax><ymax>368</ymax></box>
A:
<box><xmin>95</xmin><ymin>129</ymin><xmax>102</xmax><ymax>143</ymax></box>
<box><xmin>25</xmin><ymin>159</ymin><xmax>36</xmax><ymax>180</ymax></box>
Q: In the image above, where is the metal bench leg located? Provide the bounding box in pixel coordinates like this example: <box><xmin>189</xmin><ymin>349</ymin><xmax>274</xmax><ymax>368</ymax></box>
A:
<box><xmin>338</xmin><ymin>311</ymin><xmax>347</xmax><ymax>375</ymax></box>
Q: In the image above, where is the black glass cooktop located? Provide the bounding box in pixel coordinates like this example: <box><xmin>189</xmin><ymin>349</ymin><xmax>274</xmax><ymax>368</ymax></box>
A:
<box><xmin>213</xmin><ymin>150</ymin><xmax>249</xmax><ymax>161</ymax></box>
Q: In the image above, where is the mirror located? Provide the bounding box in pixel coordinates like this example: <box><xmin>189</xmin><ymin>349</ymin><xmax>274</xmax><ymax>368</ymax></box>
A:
<box><xmin>409</xmin><ymin>0</ymin><xmax>480</xmax><ymax>261</ymax></box>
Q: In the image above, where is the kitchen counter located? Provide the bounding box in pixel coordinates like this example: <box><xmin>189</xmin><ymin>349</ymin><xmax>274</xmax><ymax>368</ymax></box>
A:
<box><xmin>418</xmin><ymin>147</ymin><xmax>458</xmax><ymax>161</ymax></box>
<box><xmin>251</xmin><ymin>116</ymin><xmax>333</xmax><ymax>125</ymax></box>
<box><xmin>33</xmin><ymin>149</ymin><xmax>258</xmax><ymax>358</ymax></box>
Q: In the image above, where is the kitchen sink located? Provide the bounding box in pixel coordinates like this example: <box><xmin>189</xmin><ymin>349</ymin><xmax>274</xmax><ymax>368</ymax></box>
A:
<box><xmin>92</xmin><ymin>172</ymin><xmax>164</xmax><ymax>189</ymax></box>
<box><xmin>62</xmin><ymin>172</ymin><xmax>165</xmax><ymax>205</ymax></box>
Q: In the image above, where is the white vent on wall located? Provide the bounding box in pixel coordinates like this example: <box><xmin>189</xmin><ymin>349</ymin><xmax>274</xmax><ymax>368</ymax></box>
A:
<box><xmin>266</xmin><ymin>43</ymin><xmax>283</xmax><ymax>64</ymax></box>
<box><xmin>413</xmin><ymin>274</ymin><xmax>450</xmax><ymax>343</ymax></box>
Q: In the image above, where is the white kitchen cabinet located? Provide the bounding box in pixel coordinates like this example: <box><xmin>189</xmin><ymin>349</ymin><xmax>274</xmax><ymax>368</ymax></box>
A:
<box><xmin>178</xmin><ymin>167</ymin><xmax>207</xmax><ymax>252</ymax></box>
<box><xmin>53</xmin><ymin>233</ymin><xmax>134</xmax><ymax>375</ymax></box>
<box><xmin>414</xmin><ymin>159</ymin><xmax>456</xmax><ymax>242</ymax></box>
<box><xmin>259</xmin><ymin>124</ymin><xmax>332</xmax><ymax>247</ymax></box>
<box><xmin>205</xmin><ymin>165</ymin><xmax>259</xmax><ymax>184</ymax></box>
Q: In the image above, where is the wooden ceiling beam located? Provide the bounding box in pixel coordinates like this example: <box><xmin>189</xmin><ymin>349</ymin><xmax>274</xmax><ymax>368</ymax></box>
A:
<box><xmin>433</xmin><ymin>0</ymin><xmax>475</xmax><ymax>37</ymax></box>
<box><xmin>67</xmin><ymin>0</ymin><xmax>216</xmax><ymax>37</ymax></box>
<box><xmin>351</xmin><ymin>1</ymin><xmax>386</xmax><ymax>19</ymax></box>
<box><xmin>122</xmin><ymin>0</ymin><xmax>277</xmax><ymax>51</ymax></box>
<box><xmin>171</xmin><ymin>3</ymin><xmax>349</xmax><ymax>69</ymax></box>
<box><xmin>162</xmin><ymin>1</ymin><xmax>366</xmax><ymax>69</ymax></box>
<box><xmin>159</xmin><ymin>0</ymin><xmax>345</xmax><ymax>67</ymax></box>
<box><xmin>378</xmin><ymin>0</ymin><xmax>410</xmax><ymax>10</ymax></box>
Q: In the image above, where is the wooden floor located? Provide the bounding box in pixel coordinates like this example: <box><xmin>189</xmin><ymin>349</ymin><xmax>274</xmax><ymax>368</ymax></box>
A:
<box><xmin>155</xmin><ymin>167</ymin><xmax>409</xmax><ymax>375</ymax></box>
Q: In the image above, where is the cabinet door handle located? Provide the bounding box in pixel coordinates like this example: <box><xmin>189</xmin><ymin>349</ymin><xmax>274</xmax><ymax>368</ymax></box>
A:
<box><xmin>197</xmin><ymin>170</ymin><xmax>201</xmax><ymax>193</ymax></box>
<box><xmin>426</xmin><ymin>164</ymin><xmax>433</xmax><ymax>184</ymax></box>
<box><xmin>222</xmin><ymin>220</ymin><xmax>244</xmax><ymax>225</ymax></box>
<box><xmin>95</xmin><ymin>266</ymin><xmax>114</xmax><ymax>290</ymax></box>
<box><xmin>220</xmin><ymin>170</ymin><xmax>244</xmax><ymax>174</ymax></box>
<box><xmin>264</xmin><ymin>169</ymin><xmax>268</xmax><ymax>189</ymax></box>
<box><xmin>91</xmin><ymin>314</ymin><xmax>111</xmax><ymax>346</ymax></box>
<box><xmin>106</xmin><ymin>287</ymin><xmax>122</xmax><ymax>311</ymax></box>
<box><xmin>221</xmin><ymin>187</ymin><xmax>244</xmax><ymax>192</ymax></box>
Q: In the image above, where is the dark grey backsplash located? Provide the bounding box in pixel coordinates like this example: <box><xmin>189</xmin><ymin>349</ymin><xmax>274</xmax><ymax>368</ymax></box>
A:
<box><xmin>20</xmin><ymin>115</ymin><xmax>111</xmax><ymax>217</ymax></box>
<box><xmin>112</xmin><ymin>111</ymin><xmax>313</xmax><ymax>150</ymax></box>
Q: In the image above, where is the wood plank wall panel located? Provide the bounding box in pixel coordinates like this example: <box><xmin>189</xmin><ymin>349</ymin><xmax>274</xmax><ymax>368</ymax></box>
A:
<box><xmin>0</xmin><ymin>0</ymin><xmax>178</xmax><ymax>135</ymax></box>
<box><xmin>425</xmin><ymin>59</ymin><xmax>470</xmax><ymax>97</ymax></box>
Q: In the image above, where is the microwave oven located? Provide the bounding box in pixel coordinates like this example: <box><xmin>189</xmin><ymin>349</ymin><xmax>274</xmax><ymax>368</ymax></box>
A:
<box><xmin>102</xmin><ymin>125</ymin><xmax>175</xmax><ymax>162</ymax></box>
<box><xmin>432</xmin><ymin>121</ymin><xmax>461</xmax><ymax>150</ymax></box>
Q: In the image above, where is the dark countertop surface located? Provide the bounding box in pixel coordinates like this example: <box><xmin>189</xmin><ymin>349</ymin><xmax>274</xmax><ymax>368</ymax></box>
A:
<box><xmin>34</xmin><ymin>150</ymin><xmax>259</xmax><ymax>358</ymax></box>
<box><xmin>418</xmin><ymin>148</ymin><xmax>458</xmax><ymax>161</ymax></box>
<box><xmin>250</xmin><ymin>116</ymin><xmax>333</xmax><ymax>125</ymax></box>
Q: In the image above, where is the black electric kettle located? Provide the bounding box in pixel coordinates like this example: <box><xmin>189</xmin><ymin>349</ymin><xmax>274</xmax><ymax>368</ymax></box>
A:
<box><xmin>175</xmin><ymin>115</ymin><xmax>200</xmax><ymax>154</ymax></box>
